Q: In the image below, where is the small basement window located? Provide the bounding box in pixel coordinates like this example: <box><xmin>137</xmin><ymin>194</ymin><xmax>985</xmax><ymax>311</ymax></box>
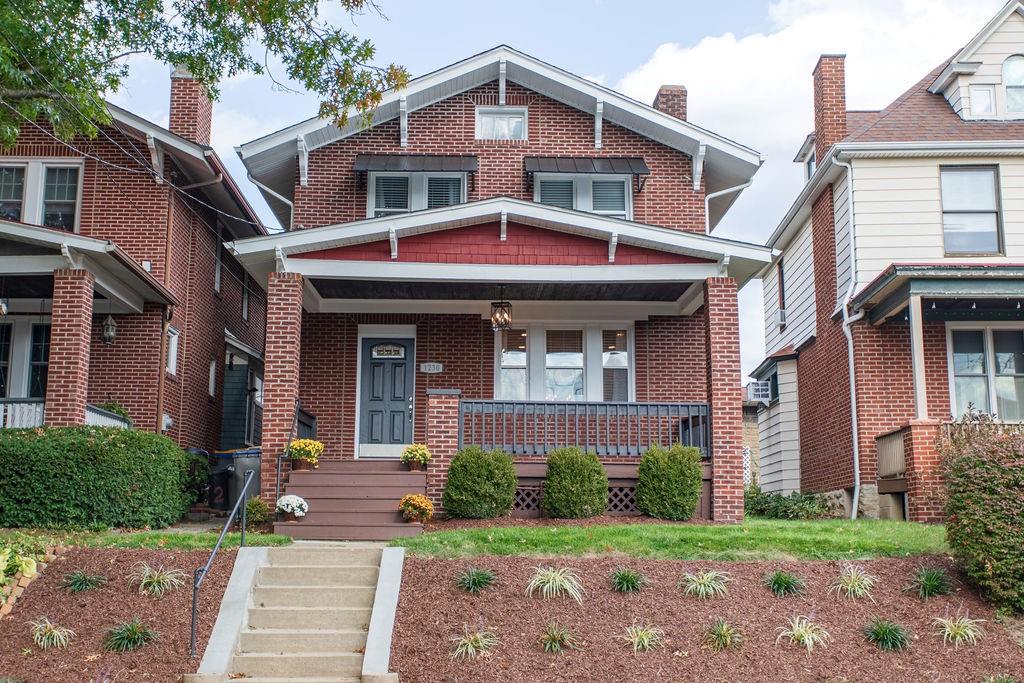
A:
<box><xmin>475</xmin><ymin>107</ymin><xmax>527</xmax><ymax>141</ymax></box>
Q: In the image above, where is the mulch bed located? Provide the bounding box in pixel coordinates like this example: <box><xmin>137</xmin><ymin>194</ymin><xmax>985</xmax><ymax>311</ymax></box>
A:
<box><xmin>0</xmin><ymin>548</ymin><xmax>234</xmax><ymax>683</ymax></box>
<box><xmin>424</xmin><ymin>514</ymin><xmax>704</xmax><ymax>531</ymax></box>
<box><xmin>392</xmin><ymin>555</ymin><xmax>1024</xmax><ymax>682</ymax></box>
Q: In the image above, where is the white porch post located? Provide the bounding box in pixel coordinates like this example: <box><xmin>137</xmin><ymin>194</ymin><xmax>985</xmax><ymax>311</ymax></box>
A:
<box><xmin>908</xmin><ymin>294</ymin><xmax>929</xmax><ymax>420</ymax></box>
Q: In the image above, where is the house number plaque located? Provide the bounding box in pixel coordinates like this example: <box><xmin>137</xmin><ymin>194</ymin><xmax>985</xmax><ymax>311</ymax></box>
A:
<box><xmin>420</xmin><ymin>362</ymin><xmax>443</xmax><ymax>374</ymax></box>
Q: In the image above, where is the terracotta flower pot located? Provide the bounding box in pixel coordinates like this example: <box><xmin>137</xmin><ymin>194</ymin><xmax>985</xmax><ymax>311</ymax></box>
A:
<box><xmin>291</xmin><ymin>458</ymin><xmax>313</xmax><ymax>471</ymax></box>
<box><xmin>406</xmin><ymin>460</ymin><xmax>423</xmax><ymax>472</ymax></box>
<box><xmin>281</xmin><ymin>511</ymin><xmax>299</xmax><ymax>523</ymax></box>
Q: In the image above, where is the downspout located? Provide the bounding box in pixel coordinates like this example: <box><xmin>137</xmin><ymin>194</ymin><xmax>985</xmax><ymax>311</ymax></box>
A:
<box><xmin>156</xmin><ymin>182</ymin><xmax>175</xmax><ymax>433</ymax></box>
<box><xmin>704</xmin><ymin>179</ymin><xmax>754</xmax><ymax>234</ymax></box>
<box><xmin>247</xmin><ymin>173</ymin><xmax>294</xmax><ymax>231</ymax></box>
<box><xmin>834</xmin><ymin>156</ymin><xmax>863</xmax><ymax>519</ymax></box>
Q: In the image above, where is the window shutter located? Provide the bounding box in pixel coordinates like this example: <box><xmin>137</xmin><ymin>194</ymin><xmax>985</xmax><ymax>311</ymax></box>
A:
<box><xmin>538</xmin><ymin>179</ymin><xmax>574</xmax><ymax>209</ymax></box>
<box><xmin>427</xmin><ymin>177</ymin><xmax>462</xmax><ymax>208</ymax></box>
<box><xmin>592</xmin><ymin>180</ymin><xmax>627</xmax><ymax>216</ymax></box>
<box><xmin>374</xmin><ymin>176</ymin><xmax>410</xmax><ymax>213</ymax></box>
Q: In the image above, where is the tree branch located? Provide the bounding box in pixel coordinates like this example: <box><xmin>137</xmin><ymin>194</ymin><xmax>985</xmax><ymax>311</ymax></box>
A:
<box><xmin>0</xmin><ymin>88</ymin><xmax>60</xmax><ymax>100</ymax></box>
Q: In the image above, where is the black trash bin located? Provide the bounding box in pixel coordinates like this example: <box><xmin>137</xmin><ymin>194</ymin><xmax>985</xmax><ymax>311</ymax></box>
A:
<box><xmin>211</xmin><ymin>448</ymin><xmax>262</xmax><ymax>511</ymax></box>
<box><xmin>208</xmin><ymin>455</ymin><xmax>235</xmax><ymax>511</ymax></box>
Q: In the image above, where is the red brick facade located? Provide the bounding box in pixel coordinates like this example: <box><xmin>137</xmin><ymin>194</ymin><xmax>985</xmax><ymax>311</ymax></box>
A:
<box><xmin>292</xmin><ymin>82</ymin><xmax>706</xmax><ymax>233</ymax></box>
<box><xmin>44</xmin><ymin>270</ymin><xmax>95</xmax><ymax>426</ymax></box>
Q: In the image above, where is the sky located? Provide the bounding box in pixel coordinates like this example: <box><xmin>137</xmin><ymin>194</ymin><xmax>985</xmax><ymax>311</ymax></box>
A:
<box><xmin>107</xmin><ymin>0</ymin><xmax>1005</xmax><ymax>378</ymax></box>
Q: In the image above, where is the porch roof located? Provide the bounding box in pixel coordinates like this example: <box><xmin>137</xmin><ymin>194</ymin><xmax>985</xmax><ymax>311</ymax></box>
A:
<box><xmin>0</xmin><ymin>219</ymin><xmax>178</xmax><ymax>314</ymax></box>
<box><xmin>852</xmin><ymin>263</ymin><xmax>1024</xmax><ymax>324</ymax></box>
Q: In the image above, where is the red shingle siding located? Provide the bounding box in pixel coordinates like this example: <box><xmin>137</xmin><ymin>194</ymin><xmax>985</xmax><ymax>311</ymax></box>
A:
<box><xmin>44</xmin><ymin>269</ymin><xmax>94</xmax><ymax>426</ymax></box>
<box><xmin>293</xmin><ymin>82</ymin><xmax>705</xmax><ymax>233</ymax></box>
<box><xmin>294</xmin><ymin>222</ymin><xmax>708</xmax><ymax>265</ymax></box>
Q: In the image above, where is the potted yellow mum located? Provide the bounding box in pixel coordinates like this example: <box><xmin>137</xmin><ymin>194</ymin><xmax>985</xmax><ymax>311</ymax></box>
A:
<box><xmin>398</xmin><ymin>494</ymin><xmax>433</xmax><ymax>523</ymax></box>
<box><xmin>400</xmin><ymin>443</ymin><xmax>431</xmax><ymax>471</ymax></box>
<box><xmin>289</xmin><ymin>439</ymin><xmax>324</xmax><ymax>471</ymax></box>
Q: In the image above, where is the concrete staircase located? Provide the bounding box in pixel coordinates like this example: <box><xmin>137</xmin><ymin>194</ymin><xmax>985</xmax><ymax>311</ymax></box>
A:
<box><xmin>275</xmin><ymin>460</ymin><xmax>425</xmax><ymax>541</ymax></box>
<box><xmin>227</xmin><ymin>544</ymin><xmax>383</xmax><ymax>683</ymax></box>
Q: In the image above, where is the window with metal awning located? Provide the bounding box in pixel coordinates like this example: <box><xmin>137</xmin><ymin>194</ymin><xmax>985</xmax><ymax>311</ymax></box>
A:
<box><xmin>523</xmin><ymin>157</ymin><xmax>651</xmax><ymax>192</ymax></box>
<box><xmin>353</xmin><ymin>154</ymin><xmax>480</xmax><ymax>217</ymax></box>
<box><xmin>353</xmin><ymin>154</ymin><xmax>478</xmax><ymax>184</ymax></box>
<box><xmin>525</xmin><ymin>157</ymin><xmax>650</xmax><ymax>220</ymax></box>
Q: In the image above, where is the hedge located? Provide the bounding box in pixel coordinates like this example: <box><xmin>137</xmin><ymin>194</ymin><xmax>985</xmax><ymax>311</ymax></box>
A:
<box><xmin>442</xmin><ymin>446</ymin><xmax>517</xmax><ymax>519</ymax></box>
<box><xmin>0</xmin><ymin>426</ymin><xmax>193</xmax><ymax>530</ymax></box>
<box><xmin>942</xmin><ymin>416</ymin><xmax>1024</xmax><ymax>613</ymax></box>
<box><xmin>541</xmin><ymin>447</ymin><xmax>608</xmax><ymax>519</ymax></box>
<box><xmin>635</xmin><ymin>444</ymin><xmax>702</xmax><ymax>520</ymax></box>
<box><xmin>744</xmin><ymin>485</ymin><xmax>834</xmax><ymax>520</ymax></box>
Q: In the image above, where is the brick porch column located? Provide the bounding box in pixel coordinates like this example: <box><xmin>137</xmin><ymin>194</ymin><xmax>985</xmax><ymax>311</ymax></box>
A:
<box><xmin>259</xmin><ymin>272</ymin><xmax>304</xmax><ymax>502</ymax></box>
<box><xmin>425</xmin><ymin>389</ymin><xmax>461</xmax><ymax>510</ymax></box>
<box><xmin>902</xmin><ymin>419</ymin><xmax>944</xmax><ymax>523</ymax></box>
<box><xmin>704</xmin><ymin>277</ymin><xmax>744</xmax><ymax>523</ymax></box>
<box><xmin>44</xmin><ymin>269</ymin><xmax>95</xmax><ymax>426</ymax></box>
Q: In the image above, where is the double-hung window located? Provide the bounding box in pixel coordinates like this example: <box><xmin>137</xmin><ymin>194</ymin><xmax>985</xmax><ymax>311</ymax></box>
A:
<box><xmin>166</xmin><ymin>327</ymin><xmax>180</xmax><ymax>375</ymax></box>
<box><xmin>0</xmin><ymin>161</ymin><xmax>81</xmax><ymax>230</ymax></box>
<box><xmin>940</xmin><ymin>166</ymin><xmax>1001</xmax><ymax>255</ymax></box>
<box><xmin>475</xmin><ymin>107</ymin><xmax>527</xmax><ymax>141</ymax></box>
<box><xmin>368</xmin><ymin>173</ymin><xmax>465</xmax><ymax>217</ymax></box>
<box><xmin>951</xmin><ymin>326</ymin><xmax>1024</xmax><ymax>420</ymax></box>
<box><xmin>28</xmin><ymin>324</ymin><xmax>50</xmax><ymax>399</ymax></box>
<box><xmin>495</xmin><ymin>326</ymin><xmax>633</xmax><ymax>402</ymax></box>
<box><xmin>1004</xmin><ymin>55</ymin><xmax>1024</xmax><ymax>113</ymax></box>
<box><xmin>535</xmin><ymin>175</ymin><xmax>632</xmax><ymax>219</ymax></box>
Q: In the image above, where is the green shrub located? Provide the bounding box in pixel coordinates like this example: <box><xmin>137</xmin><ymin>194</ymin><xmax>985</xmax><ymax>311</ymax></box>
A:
<box><xmin>942</xmin><ymin>414</ymin><xmax>1024</xmax><ymax>613</ymax></box>
<box><xmin>540</xmin><ymin>447</ymin><xmax>607</xmax><ymax>519</ymax></box>
<box><xmin>442</xmin><ymin>446</ymin><xmax>517</xmax><ymax>519</ymax></box>
<box><xmin>744</xmin><ymin>484</ymin><xmax>834</xmax><ymax>519</ymax></box>
<box><xmin>244</xmin><ymin>497</ymin><xmax>271</xmax><ymax>531</ymax></box>
<box><xmin>635</xmin><ymin>444</ymin><xmax>702</xmax><ymax>521</ymax></box>
<box><xmin>0</xmin><ymin>427</ymin><xmax>192</xmax><ymax>529</ymax></box>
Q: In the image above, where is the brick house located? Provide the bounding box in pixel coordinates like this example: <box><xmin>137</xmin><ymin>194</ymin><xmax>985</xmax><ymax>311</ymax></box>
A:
<box><xmin>753</xmin><ymin>1</ymin><xmax>1024</xmax><ymax>522</ymax></box>
<box><xmin>0</xmin><ymin>68</ymin><xmax>267</xmax><ymax>452</ymax></box>
<box><xmin>233</xmin><ymin>46</ymin><xmax>773</xmax><ymax>539</ymax></box>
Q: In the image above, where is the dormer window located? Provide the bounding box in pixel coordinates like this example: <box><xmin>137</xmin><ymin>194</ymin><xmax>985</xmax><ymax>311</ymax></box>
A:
<box><xmin>476</xmin><ymin>107</ymin><xmax>527</xmax><ymax>141</ymax></box>
<box><xmin>1004</xmin><ymin>55</ymin><xmax>1024</xmax><ymax>113</ymax></box>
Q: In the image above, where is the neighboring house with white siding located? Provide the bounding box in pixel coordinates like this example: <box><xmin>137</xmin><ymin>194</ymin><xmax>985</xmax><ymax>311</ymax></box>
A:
<box><xmin>752</xmin><ymin>0</ymin><xmax>1024</xmax><ymax>521</ymax></box>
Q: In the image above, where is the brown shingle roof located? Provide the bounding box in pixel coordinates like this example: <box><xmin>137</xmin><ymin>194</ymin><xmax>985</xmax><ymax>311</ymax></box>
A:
<box><xmin>844</xmin><ymin>59</ymin><xmax>1024</xmax><ymax>143</ymax></box>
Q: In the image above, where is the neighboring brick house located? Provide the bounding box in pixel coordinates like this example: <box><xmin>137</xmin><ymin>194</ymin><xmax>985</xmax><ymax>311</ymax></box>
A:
<box><xmin>0</xmin><ymin>68</ymin><xmax>267</xmax><ymax>453</ymax></box>
<box><xmin>753</xmin><ymin>1</ymin><xmax>1024</xmax><ymax>522</ymax></box>
<box><xmin>233</xmin><ymin>46</ymin><xmax>773</xmax><ymax>539</ymax></box>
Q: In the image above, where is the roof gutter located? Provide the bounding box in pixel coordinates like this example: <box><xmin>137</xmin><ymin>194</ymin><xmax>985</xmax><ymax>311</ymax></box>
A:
<box><xmin>247</xmin><ymin>172</ymin><xmax>294</xmax><ymax>231</ymax></box>
<box><xmin>704</xmin><ymin>179</ymin><xmax>754</xmax><ymax>234</ymax></box>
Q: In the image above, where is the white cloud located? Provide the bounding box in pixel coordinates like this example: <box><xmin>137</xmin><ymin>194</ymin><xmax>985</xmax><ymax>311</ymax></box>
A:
<box><xmin>615</xmin><ymin>0</ymin><xmax>1002</xmax><ymax>377</ymax></box>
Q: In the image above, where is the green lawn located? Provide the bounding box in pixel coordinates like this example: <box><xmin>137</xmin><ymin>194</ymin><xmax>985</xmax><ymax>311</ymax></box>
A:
<box><xmin>392</xmin><ymin>519</ymin><xmax>948</xmax><ymax>561</ymax></box>
<box><xmin>0</xmin><ymin>528</ymin><xmax>292</xmax><ymax>551</ymax></box>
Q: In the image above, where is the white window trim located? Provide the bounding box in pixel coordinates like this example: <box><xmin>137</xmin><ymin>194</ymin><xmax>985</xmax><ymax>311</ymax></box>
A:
<box><xmin>492</xmin><ymin>323</ymin><xmax>635</xmax><ymax>402</ymax></box>
<box><xmin>533</xmin><ymin>173</ymin><xmax>633</xmax><ymax>220</ymax></box>
<box><xmin>214</xmin><ymin>224</ymin><xmax>223</xmax><ymax>293</ymax></box>
<box><xmin>0</xmin><ymin>316</ymin><xmax>52</xmax><ymax>398</ymax></box>
<box><xmin>166</xmin><ymin>326</ymin><xmax>180</xmax><ymax>375</ymax></box>
<box><xmin>946</xmin><ymin>321</ymin><xmax>1024</xmax><ymax>421</ymax></box>
<box><xmin>969</xmin><ymin>84</ymin><xmax>996</xmax><ymax>118</ymax></box>
<box><xmin>241</xmin><ymin>275</ymin><xmax>250</xmax><ymax>321</ymax></box>
<box><xmin>365</xmin><ymin>171</ymin><xmax>467</xmax><ymax>218</ymax></box>
<box><xmin>208</xmin><ymin>358</ymin><xmax>217</xmax><ymax>397</ymax></box>
<box><xmin>475</xmin><ymin>106</ymin><xmax>528</xmax><ymax>141</ymax></box>
<box><xmin>0</xmin><ymin>158</ymin><xmax>84</xmax><ymax>231</ymax></box>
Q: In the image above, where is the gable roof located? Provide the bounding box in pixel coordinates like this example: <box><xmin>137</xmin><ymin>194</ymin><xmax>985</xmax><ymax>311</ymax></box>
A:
<box><xmin>236</xmin><ymin>45</ymin><xmax>762</xmax><ymax>230</ymax></box>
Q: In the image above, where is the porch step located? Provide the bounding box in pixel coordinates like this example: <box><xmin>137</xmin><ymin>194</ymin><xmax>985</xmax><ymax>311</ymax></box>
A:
<box><xmin>247</xmin><ymin>606</ymin><xmax>372</xmax><ymax>630</ymax></box>
<box><xmin>252</xmin><ymin>585</ymin><xmax>376</xmax><ymax>608</ymax></box>
<box><xmin>288</xmin><ymin>472</ymin><xmax>426</xmax><ymax>487</ymax></box>
<box><xmin>314</xmin><ymin>459</ymin><xmax>407</xmax><ymax>472</ymax></box>
<box><xmin>238</xmin><ymin>628</ymin><xmax>367</xmax><ymax>653</ymax></box>
<box><xmin>257</xmin><ymin>564</ymin><xmax>379</xmax><ymax>586</ymax></box>
<box><xmin>281</xmin><ymin>497</ymin><xmax>410</xmax><ymax>513</ymax></box>
<box><xmin>283</xmin><ymin>485</ymin><xmax>419</xmax><ymax>499</ymax></box>
<box><xmin>295</xmin><ymin>511</ymin><xmax>407</xmax><ymax>525</ymax></box>
<box><xmin>267</xmin><ymin>546</ymin><xmax>382</xmax><ymax>566</ymax></box>
<box><xmin>274</xmin><ymin>522</ymin><xmax>422</xmax><ymax>541</ymax></box>
<box><xmin>231</xmin><ymin>652</ymin><xmax>362</xmax><ymax>678</ymax></box>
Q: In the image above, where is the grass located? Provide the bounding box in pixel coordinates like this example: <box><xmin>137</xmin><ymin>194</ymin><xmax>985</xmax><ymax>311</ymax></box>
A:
<box><xmin>621</xmin><ymin>623</ymin><xmax>663</xmax><ymax>653</ymax></box>
<box><xmin>0</xmin><ymin>528</ymin><xmax>292</xmax><ymax>551</ymax></box>
<box><xmin>392</xmin><ymin>519</ymin><xmax>947</xmax><ymax>561</ymax></box>
<box><xmin>680</xmin><ymin>570</ymin><xmax>730</xmax><ymax>599</ymax></box>
<box><xmin>776</xmin><ymin>616</ymin><xmax>831</xmax><ymax>654</ymax></box>
<box><xmin>609</xmin><ymin>566</ymin><xmax>648</xmax><ymax>593</ymax></box>
<box><xmin>703</xmin><ymin>618</ymin><xmax>743</xmax><ymax>652</ymax></box>
<box><xmin>60</xmin><ymin>571</ymin><xmax>107</xmax><ymax>593</ymax></box>
<box><xmin>762</xmin><ymin>569</ymin><xmax>806</xmax><ymax>597</ymax></box>
<box><xmin>456</xmin><ymin>566</ymin><xmax>497</xmax><ymax>594</ymax></box>
<box><xmin>28</xmin><ymin>618</ymin><xmax>74</xmax><ymax>650</ymax></box>
<box><xmin>863</xmin><ymin>617</ymin><xmax>911</xmax><ymax>651</ymax></box>
<box><xmin>526</xmin><ymin>566</ymin><xmax>585</xmax><ymax>604</ymax></box>
<box><xmin>828</xmin><ymin>563</ymin><xmax>878</xmax><ymax>600</ymax></box>
<box><xmin>130</xmin><ymin>562</ymin><xmax>186</xmax><ymax>597</ymax></box>
<box><xmin>451</xmin><ymin>626</ymin><xmax>498</xmax><ymax>660</ymax></box>
<box><xmin>934</xmin><ymin>612</ymin><xmax>986</xmax><ymax>648</ymax></box>
<box><xmin>103</xmin><ymin>619</ymin><xmax>158</xmax><ymax>652</ymax></box>
<box><xmin>539</xmin><ymin>622</ymin><xmax>581</xmax><ymax>654</ymax></box>
<box><xmin>905</xmin><ymin>566</ymin><xmax>953</xmax><ymax>600</ymax></box>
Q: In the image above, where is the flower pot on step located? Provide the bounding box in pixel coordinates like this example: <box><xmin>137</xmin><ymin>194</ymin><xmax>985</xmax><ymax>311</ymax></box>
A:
<box><xmin>406</xmin><ymin>461</ymin><xmax>423</xmax><ymax>471</ymax></box>
<box><xmin>282</xmin><ymin>511</ymin><xmax>300</xmax><ymax>523</ymax></box>
<box><xmin>291</xmin><ymin>458</ymin><xmax>313</xmax><ymax>472</ymax></box>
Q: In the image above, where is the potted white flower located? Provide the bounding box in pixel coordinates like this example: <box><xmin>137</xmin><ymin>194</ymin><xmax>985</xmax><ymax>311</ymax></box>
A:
<box><xmin>276</xmin><ymin>494</ymin><xmax>309</xmax><ymax>522</ymax></box>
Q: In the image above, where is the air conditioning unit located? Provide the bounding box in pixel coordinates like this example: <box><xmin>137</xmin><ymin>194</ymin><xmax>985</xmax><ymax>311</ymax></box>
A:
<box><xmin>775</xmin><ymin>309</ymin><xmax>787</xmax><ymax>327</ymax></box>
<box><xmin>747</xmin><ymin>381</ymin><xmax>771</xmax><ymax>405</ymax></box>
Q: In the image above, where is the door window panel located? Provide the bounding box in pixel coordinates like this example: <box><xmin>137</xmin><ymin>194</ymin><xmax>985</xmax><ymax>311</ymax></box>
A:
<box><xmin>545</xmin><ymin>330</ymin><xmax>584</xmax><ymax>401</ymax></box>
<box><xmin>602</xmin><ymin>329</ymin><xmax>629</xmax><ymax>401</ymax></box>
<box><xmin>498</xmin><ymin>328</ymin><xmax>527</xmax><ymax>400</ymax></box>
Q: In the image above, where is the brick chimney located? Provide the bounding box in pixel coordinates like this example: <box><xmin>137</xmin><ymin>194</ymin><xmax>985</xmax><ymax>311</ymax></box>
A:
<box><xmin>653</xmin><ymin>85</ymin><xmax>687</xmax><ymax>121</ymax></box>
<box><xmin>169</xmin><ymin>66</ymin><xmax>213</xmax><ymax>145</ymax></box>
<box><xmin>812</xmin><ymin>55</ymin><xmax>847</xmax><ymax>162</ymax></box>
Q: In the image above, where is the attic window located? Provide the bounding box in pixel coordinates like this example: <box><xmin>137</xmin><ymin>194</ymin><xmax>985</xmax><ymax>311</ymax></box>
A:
<box><xmin>476</xmin><ymin>107</ymin><xmax>527</xmax><ymax>140</ymax></box>
<box><xmin>1004</xmin><ymin>56</ymin><xmax>1024</xmax><ymax>113</ymax></box>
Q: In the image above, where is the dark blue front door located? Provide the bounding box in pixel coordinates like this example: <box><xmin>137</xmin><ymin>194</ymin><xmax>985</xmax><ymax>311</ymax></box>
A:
<box><xmin>359</xmin><ymin>338</ymin><xmax>414</xmax><ymax>450</ymax></box>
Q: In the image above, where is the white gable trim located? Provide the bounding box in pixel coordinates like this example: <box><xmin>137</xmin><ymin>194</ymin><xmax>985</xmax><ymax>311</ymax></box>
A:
<box><xmin>929</xmin><ymin>1</ymin><xmax>1024</xmax><ymax>93</ymax></box>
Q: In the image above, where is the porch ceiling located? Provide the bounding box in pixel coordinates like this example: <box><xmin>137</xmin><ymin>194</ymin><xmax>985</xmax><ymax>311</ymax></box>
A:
<box><xmin>309</xmin><ymin>279</ymin><xmax>691</xmax><ymax>302</ymax></box>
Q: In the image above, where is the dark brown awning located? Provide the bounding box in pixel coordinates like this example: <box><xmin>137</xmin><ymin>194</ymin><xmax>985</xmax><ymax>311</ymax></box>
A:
<box><xmin>523</xmin><ymin>157</ymin><xmax>650</xmax><ymax>175</ymax></box>
<box><xmin>353</xmin><ymin>154</ymin><xmax>478</xmax><ymax>173</ymax></box>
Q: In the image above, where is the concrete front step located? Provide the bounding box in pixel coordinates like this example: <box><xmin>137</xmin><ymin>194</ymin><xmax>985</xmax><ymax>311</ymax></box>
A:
<box><xmin>298</xmin><ymin>511</ymin><xmax>406</xmax><ymax>525</ymax></box>
<box><xmin>247</xmin><ymin>606</ymin><xmax>372</xmax><ymax>630</ymax></box>
<box><xmin>274</xmin><ymin>522</ymin><xmax>421</xmax><ymax>541</ymax></box>
<box><xmin>231</xmin><ymin>652</ymin><xmax>362</xmax><ymax>678</ymax></box>
<box><xmin>257</xmin><ymin>564</ymin><xmax>379</xmax><ymax>587</ymax></box>
<box><xmin>288</xmin><ymin>472</ymin><xmax>426</xmax><ymax>487</ymax></box>
<box><xmin>267</xmin><ymin>546</ymin><xmax>382</xmax><ymax>566</ymax></box>
<box><xmin>252</xmin><ymin>585</ymin><xmax>376</xmax><ymax>608</ymax></box>
<box><xmin>238</xmin><ymin>628</ymin><xmax>367</xmax><ymax>653</ymax></box>
<box><xmin>225</xmin><ymin>679</ymin><xmax>359</xmax><ymax>683</ymax></box>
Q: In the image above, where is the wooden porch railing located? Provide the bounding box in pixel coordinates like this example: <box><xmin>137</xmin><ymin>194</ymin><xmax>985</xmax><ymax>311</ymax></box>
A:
<box><xmin>458</xmin><ymin>400</ymin><xmax>710</xmax><ymax>458</ymax></box>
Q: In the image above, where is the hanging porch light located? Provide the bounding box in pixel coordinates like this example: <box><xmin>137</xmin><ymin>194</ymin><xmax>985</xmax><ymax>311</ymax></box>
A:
<box><xmin>101</xmin><ymin>314</ymin><xmax>118</xmax><ymax>345</ymax></box>
<box><xmin>490</xmin><ymin>285</ymin><xmax>512</xmax><ymax>331</ymax></box>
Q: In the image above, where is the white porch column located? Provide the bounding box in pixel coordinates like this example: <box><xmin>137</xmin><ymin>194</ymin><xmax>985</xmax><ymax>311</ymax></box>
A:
<box><xmin>908</xmin><ymin>294</ymin><xmax>929</xmax><ymax>420</ymax></box>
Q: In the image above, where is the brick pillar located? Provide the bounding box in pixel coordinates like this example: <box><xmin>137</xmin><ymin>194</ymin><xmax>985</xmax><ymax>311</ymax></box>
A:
<box><xmin>259</xmin><ymin>272</ymin><xmax>304</xmax><ymax>502</ymax></box>
<box><xmin>902</xmin><ymin>419</ymin><xmax>944</xmax><ymax>523</ymax></box>
<box><xmin>704</xmin><ymin>277</ymin><xmax>744</xmax><ymax>523</ymax></box>
<box><xmin>44</xmin><ymin>269</ymin><xmax>95</xmax><ymax>426</ymax></box>
<box><xmin>812</xmin><ymin>55</ymin><xmax>847</xmax><ymax>163</ymax></box>
<box><xmin>425</xmin><ymin>389</ymin><xmax>461</xmax><ymax>510</ymax></box>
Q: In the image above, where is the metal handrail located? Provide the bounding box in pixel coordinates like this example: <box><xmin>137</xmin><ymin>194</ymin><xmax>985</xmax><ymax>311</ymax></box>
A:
<box><xmin>190</xmin><ymin>469</ymin><xmax>254</xmax><ymax>658</ymax></box>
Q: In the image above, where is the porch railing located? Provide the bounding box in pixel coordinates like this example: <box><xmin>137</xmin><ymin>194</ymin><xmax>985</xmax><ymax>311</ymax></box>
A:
<box><xmin>0</xmin><ymin>399</ymin><xmax>45</xmax><ymax>428</ymax></box>
<box><xmin>85</xmin><ymin>404</ymin><xmax>132</xmax><ymax>428</ymax></box>
<box><xmin>459</xmin><ymin>400</ymin><xmax>710</xmax><ymax>458</ymax></box>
